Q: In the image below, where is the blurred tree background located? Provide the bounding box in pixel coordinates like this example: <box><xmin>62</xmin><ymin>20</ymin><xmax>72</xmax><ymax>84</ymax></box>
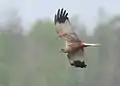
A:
<box><xmin>0</xmin><ymin>7</ymin><xmax>120</xmax><ymax>86</ymax></box>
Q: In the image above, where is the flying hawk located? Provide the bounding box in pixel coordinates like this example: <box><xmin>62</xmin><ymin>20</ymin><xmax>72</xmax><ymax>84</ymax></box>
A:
<box><xmin>54</xmin><ymin>8</ymin><xmax>100</xmax><ymax>68</ymax></box>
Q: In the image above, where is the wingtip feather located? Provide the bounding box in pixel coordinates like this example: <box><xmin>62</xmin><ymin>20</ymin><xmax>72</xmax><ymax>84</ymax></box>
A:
<box><xmin>54</xmin><ymin>8</ymin><xmax>69</xmax><ymax>24</ymax></box>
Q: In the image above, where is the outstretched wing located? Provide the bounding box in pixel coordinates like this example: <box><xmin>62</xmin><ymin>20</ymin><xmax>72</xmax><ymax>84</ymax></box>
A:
<box><xmin>67</xmin><ymin>48</ymin><xmax>85</xmax><ymax>65</ymax></box>
<box><xmin>54</xmin><ymin>8</ymin><xmax>80</xmax><ymax>42</ymax></box>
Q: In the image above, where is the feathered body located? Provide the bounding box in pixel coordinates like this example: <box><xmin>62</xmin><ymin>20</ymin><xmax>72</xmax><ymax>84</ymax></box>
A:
<box><xmin>54</xmin><ymin>8</ymin><xmax>100</xmax><ymax>68</ymax></box>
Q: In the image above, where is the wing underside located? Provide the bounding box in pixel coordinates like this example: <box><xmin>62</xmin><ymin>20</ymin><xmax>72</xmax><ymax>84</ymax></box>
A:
<box><xmin>54</xmin><ymin>8</ymin><xmax>80</xmax><ymax>42</ymax></box>
<box><xmin>67</xmin><ymin>48</ymin><xmax>84</xmax><ymax>63</ymax></box>
<box><xmin>67</xmin><ymin>48</ymin><xmax>87</xmax><ymax>68</ymax></box>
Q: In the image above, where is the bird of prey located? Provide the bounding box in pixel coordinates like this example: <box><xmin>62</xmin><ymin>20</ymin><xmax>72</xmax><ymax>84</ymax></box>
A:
<box><xmin>54</xmin><ymin>8</ymin><xmax>100</xmax><ymax>68</ymax></box>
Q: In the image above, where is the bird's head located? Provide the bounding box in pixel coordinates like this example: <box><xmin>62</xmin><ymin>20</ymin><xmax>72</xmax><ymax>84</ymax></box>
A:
<box><xmin>60</xmin><ymin>48</ymin><xmax>68</xmax><ymax>53</ymax></box>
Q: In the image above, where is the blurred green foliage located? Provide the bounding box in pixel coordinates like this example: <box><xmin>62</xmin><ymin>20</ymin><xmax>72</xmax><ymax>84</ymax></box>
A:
<box><xmin>0</xmin><ymin>8</ymin><xmax>120</xmax><ymax>86</ymax></box>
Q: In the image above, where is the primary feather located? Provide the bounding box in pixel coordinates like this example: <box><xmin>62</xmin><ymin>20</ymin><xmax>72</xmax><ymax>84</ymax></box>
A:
<box><xmin>54</xmin><ymin>8</ymin><xmax>87</xmax><ymax>68</ymax></box>
<box><xmin>54</xmin><ymin>8</ymin><xmax>80</xmax><ymax>42</ymax></box>
<box><xmin>54</xmin><ymin>8</ymin><xmax>100</xmax><ymax>68</ymax></box>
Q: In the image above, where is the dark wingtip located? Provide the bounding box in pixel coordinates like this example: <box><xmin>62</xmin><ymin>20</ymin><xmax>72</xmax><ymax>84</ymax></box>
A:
<box><xmin>54</xmin><ymin>8</ymin><xmax>69</xmax><ymax>24</ymax></box>
<box><xmin>73</xmin><ymin>61</ymin><xmax>87</xmax><ymax>68</ymax></box>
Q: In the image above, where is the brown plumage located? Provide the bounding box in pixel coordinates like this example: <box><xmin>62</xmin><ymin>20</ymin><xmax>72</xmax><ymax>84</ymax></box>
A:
<box><xmin>54</xmin><ymin>8</ymin><xmax>100</xmax><ymax>68</ymax></box>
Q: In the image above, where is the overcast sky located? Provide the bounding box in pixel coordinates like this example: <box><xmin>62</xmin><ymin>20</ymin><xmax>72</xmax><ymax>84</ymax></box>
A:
<box><xmin>0</xmin><ymin>0</ymin><xmax>120</xmax><ymax>33</ymax></box>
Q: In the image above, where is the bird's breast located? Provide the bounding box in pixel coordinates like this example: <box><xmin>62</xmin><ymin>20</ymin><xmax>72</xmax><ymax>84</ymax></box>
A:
<box><xmin>67</xmin><ymin>41</ymin><xmax>83</xmax><ymax>48</ymax></box>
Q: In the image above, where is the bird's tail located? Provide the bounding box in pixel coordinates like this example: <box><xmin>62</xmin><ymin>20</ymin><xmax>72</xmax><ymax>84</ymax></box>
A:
<box><xmin>83</xmin><ymin>43</ymin><xmax>101</xmax><ymax>47</ymax></box>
